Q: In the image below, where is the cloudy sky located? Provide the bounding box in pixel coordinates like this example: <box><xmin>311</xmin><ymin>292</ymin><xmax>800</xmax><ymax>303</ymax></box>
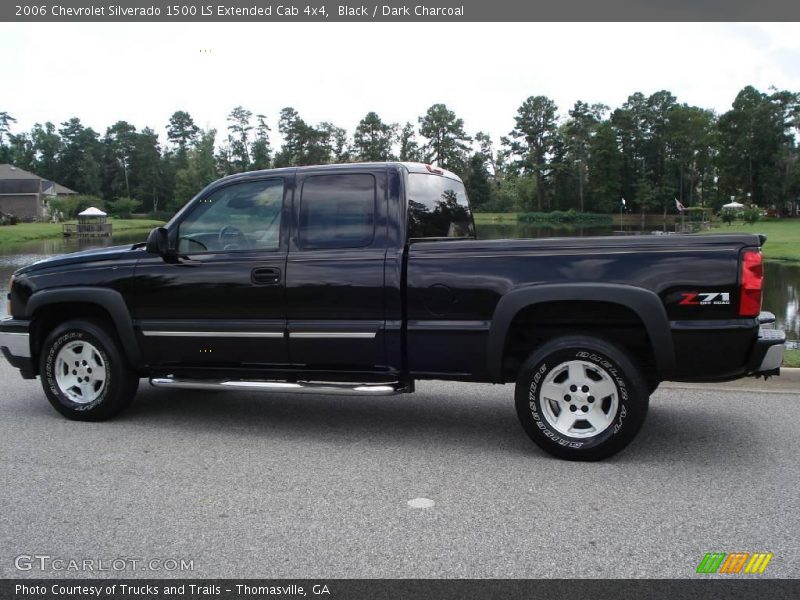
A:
<box><xmin>2</xmin><ymin>22</ymin><xmax>800</xmax><ymax>146</ymax></box>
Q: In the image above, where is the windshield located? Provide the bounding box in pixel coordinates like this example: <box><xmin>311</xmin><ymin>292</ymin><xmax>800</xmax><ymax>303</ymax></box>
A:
<box><xmin>406</xmin><ymin>173</ymin><xmax>475</xmax><ymax>239</ymax></box>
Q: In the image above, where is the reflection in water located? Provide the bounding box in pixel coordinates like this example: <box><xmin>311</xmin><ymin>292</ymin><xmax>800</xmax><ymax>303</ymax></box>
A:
<box><xmin>479</xmin><ymin>223</ymin><xmax>799</xmax><ymax>339</ymax></box>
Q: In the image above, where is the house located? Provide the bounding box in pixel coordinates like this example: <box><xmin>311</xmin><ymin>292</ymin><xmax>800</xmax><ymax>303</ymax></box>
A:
<box><xmin>0</xmin><ymin>164</ymin><xmax>77</xmax><ymax>220</ymax></box>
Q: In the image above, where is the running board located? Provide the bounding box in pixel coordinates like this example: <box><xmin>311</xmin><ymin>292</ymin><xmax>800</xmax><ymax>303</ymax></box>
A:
<box><xmin>149</xmin><ymin>377</ymin><xmax>410</xmax><ymax>396</ymax></box>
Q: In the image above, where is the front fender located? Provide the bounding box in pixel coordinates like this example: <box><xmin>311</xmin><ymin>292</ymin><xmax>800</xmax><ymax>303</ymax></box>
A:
<box><xmin>25</xmin><ymin>287</ymin><xmax>142</xmax><ymax>367</ymax></box>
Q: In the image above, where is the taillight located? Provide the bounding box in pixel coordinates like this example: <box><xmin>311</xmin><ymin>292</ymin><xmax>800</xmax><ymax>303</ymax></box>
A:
<box><xmin>739</xmin><ymin>249</ymin><xmax>763</xmax><ymax>317</ymax></box>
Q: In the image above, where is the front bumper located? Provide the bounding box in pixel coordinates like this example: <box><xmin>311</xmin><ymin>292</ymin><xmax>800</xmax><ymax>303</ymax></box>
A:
<box><xmin>0</xmin><ymin>318</ymin><xmax>35</xmax><ymax>378</ymax></box>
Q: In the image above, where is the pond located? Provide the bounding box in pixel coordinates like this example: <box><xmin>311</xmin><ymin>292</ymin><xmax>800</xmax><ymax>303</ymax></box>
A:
<box><xmin>0</xmin><ymin>226</ymin><xmax>797</xmax><ymax>341</ymax></box>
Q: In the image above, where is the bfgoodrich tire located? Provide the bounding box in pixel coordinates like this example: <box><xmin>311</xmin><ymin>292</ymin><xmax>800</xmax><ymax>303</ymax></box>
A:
<box><xmin>39</xmin><ymin>319</ymin><xmax>139</xmax><ymax>421</ymax></box>
<box><xmin>514</xmin><ymin>335</ymin><xmax>649</xmax><ymax>461</ymax></box>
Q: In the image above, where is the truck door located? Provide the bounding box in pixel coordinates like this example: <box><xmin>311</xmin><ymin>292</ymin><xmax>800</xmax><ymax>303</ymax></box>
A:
<box><xmin>285</xmin><ymin>168</ymin><xmax>389</xmax><ymax>372</ymax></box>
<box><xmin>133</xmin><ymin>176</ymin><xmax>291</xmax><ymax>369</ymax></box>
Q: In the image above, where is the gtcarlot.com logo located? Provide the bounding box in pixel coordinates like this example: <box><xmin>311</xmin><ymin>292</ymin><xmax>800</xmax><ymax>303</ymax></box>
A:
<box><xmin>15</xmin><ymin>554</ymin><xmax>194</xmax><ymax>572</ymax></box>
<box><xmin>696</xmin><ymin>552</ymin><xmax>773</xmax><ymax>574</ymax></box>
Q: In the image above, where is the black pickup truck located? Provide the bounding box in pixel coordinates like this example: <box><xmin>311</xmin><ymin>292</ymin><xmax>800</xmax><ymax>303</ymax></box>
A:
<box><xmin>0</xmin><ymin>162</ymin><xmax>785</xmax><ymax>460</ymax></box>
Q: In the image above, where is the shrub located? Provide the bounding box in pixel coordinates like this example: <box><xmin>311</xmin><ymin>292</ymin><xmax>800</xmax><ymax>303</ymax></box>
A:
<box><xmin>742</xmin><ymin>207</ymin><xmax>761</xmax><ymax>225</ymax></box>
<box><xmin>105</xmin><ymin>197</ymin><xmax>140</xmax><ymax>219</ymax></box>
<box><xmin>49</xmin><ymin>195</ymin><xmax>101</xmax><ymax>219</ymax></box>
<box><xmin>684</xmin><ymin>206</ymin><xmax>713</xmax><ymax>223</ymax></box>
<box><xmin>720</xmin><ymin>208</ymin><xmax>738</xmax><ymax>225</ymax></box>
<box><xmin>0</xmin><ymin>212</ymin><xmax>19</xmax><ymax>226</ymax></box>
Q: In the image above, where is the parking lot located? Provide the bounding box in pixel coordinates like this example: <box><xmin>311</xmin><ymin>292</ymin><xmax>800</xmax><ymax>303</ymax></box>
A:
<box><xmin>1</xmin><ymin>361</ymin><xmax>798</xmax><ymax>578</ymax></box>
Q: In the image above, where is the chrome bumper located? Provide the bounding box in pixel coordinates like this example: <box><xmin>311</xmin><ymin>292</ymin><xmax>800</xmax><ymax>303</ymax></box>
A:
<box><xmin>758</xmin><ymin>343</ymin><xmax>784</xmax><ymax>372</ymax></box>
<box><xmin>748</xmin><ymin>326</ymin><xmax>785</xmax><ymax>375</ymax></box>
<box><xmin>0</xmin><ymin>329</ymin><xmax>30</xmax><ymax>359</ymax></box>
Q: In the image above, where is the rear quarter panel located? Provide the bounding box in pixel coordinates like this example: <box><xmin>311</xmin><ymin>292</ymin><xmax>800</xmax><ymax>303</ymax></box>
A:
<box><xmin>406</xmin><ymin>234</ymin><xmax>760</xmax><ymax>381</ymax></box>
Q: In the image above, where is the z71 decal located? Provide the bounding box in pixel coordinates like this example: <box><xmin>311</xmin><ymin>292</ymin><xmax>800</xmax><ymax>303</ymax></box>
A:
<box><xmin>679</xmin><ymin>292</ymin><xmax>731</xmax><ymax>306</ymax></box>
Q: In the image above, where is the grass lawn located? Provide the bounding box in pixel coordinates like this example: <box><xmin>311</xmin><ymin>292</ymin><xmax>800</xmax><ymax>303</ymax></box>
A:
<box><xmin>784</xmin><ymin>349</ymin><xmax>800</xmax><ymax>368</ymax></box>
<box><xmin>0</xmin><ymin>218</ymin><xmax>164</xmax><ymax>246</ymax></box>
<box><xmin>702</xmin><ymin>219</ymin><xmax>800</xmax><ymax>263</ymax></box>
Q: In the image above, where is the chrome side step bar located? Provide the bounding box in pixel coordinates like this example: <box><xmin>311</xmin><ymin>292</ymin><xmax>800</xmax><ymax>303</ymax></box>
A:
<box><xmin>149</xmin><ymin>377</ymin><xmax>410</xmax><ymax>396</ymax></box>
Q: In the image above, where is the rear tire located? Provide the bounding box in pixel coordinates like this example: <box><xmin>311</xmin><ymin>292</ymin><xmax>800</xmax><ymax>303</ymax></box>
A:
<box><xmin>39</xmin><ymin>319</ymin><xmax>138</xmax><ymax>421</ymax></box>
<box><xmin>514</xmin><ymin>335</ymin><xmax>649</xmax><ymax>461</ymax></box>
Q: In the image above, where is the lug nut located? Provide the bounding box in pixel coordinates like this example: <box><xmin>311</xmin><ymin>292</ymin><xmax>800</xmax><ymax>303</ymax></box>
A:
<box><xmin>588</xmin><ymin>396</ymin><xmax>595</xmax><ymax>403</ymax></box>
<box><xmin>564</xmin><ymin>394</ymin><xmax>571</xmax><ymax>401</ymax></box>
<box><xmin>581</xmin><ymin>406</ymin><xmax>589</xmax><ymax>413</ymax></box>
<box><xmin>570</xmin><ymin>385</ymin><xmax>577</xmax><ymax>392</ymax></box>
<box><xmin>569</xmin><ymin>405</ymin><xmax>577</xmax><ymax>412</ymax></box>
<box><xmin>581</xmin><ymin>385</ymin><xmax>589</xmax><ymax>393</ymax></box>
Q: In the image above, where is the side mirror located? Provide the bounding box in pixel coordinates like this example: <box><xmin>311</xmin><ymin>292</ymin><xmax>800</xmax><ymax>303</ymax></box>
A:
<box><xmin>146</xmin><ymin>227</ymin><xmax>170</xmax><ymax>256</ymax></box>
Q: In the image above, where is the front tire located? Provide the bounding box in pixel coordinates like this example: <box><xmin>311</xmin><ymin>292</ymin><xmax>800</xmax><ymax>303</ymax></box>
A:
<box><xmin>514</xmin><ymin>335</ymin><xmax>649</xmax><ymax>461</ymax></box>
<box><xmin>39</xmin><ymin>319</ymin><xmax>138</xmax><ymax>421</ymax></box>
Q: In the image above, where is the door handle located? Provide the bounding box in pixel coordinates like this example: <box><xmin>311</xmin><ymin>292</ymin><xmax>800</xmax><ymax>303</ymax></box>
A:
<box><xmin>251</xmin><ymin>267</ymin><xmax>281</xmax><ymax>285</ymax></box>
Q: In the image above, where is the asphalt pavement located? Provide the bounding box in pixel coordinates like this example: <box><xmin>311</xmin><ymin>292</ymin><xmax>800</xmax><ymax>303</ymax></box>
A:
<box><xmin>1</xmin><ymin>362</ymin><xmax>798</xmax><ymax>579</ymax></box>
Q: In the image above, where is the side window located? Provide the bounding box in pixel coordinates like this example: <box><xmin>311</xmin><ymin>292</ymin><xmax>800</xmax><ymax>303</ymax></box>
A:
<box><xmin>298</xmin><ymin>174</ymin><xmax>375</xmax><ymax>249</ymax></box>
<box><xmin>178</xmin><ymin>179</ymin><xmax>283</xmax><ymax>253</ymax></box>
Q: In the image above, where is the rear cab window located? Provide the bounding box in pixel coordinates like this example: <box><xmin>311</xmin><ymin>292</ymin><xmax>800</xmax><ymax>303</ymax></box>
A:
<box><xmin>406</xmin><ymin>172</ymin><xmax>475</xmax><ymax>240</ymax></box>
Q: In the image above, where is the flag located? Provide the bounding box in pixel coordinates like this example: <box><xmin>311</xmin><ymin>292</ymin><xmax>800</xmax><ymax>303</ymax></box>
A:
<box><xmin>621</xmin><ymin>198</ymin><xmax>626</xmax><ymax>207</ymax></box>
<box><xmin>675</xmin><ymin>198</ymin><xmax>686</xmax><ymax>212</ymax></box>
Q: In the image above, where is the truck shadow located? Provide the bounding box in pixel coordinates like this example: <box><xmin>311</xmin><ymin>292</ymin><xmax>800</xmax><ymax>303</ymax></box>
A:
<box><xmin>119</xmin><ymin>382</ymin><xmax>762</xmax><ymax>465</ymax></box>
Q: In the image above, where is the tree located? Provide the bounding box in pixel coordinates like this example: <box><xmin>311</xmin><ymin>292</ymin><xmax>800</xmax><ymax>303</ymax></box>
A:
<box><xmin>319</xmin><ymin>122</ymin><xmax>350</xmax><ymax>163</ymax></box>
<box><xmin>717</xmin><ymin>85</ymin><xmax>799</xmax><ymax>207</ymax></box>
<box><xmin>353</xmin><ymin>111</ymin><xmax>396</xmax><ymax>161</ymax></box>
<box><xmin>665</xmin><ymin>104</ymin><xmax>716</xmax><ymax>208</ymax></box>
<box><xmin>129</xmin><ymin>127</ymin><xmax>162</xmax><ymax>212</ymax></box>
<box><xmin>251</xmin><ymin>114</ymin><xmax>272</xmax><ymax>170</ymax></box>
<box><xmin>398</xmin><ymin>122</ymin><xmax>421</xmax><ymax>162</ymax></box>
<box><xmin>418</xmin><ymin>104</ymin><xmax>471</xmax><ymax>172</ymax></box>
<box><xmin>464</xmin><ymin>152</ymin><xmax>492</xmax><ymax>211</ymax></box>
<box><xmin>7</xmin><ymin>132</ymin><xmax>35</xmax><ymax>170</ymax></box>
<box><xmin>166</xmin><ymin>110</ymin><xmax>199</xmax><ymax>164</ymax></box>
<box><xmin>226</xmin><ymin>105</ymin><xmax>253</xmax><ymax>172</ymax></box>
<box><xmin>563</xmin><ymin>101</ymin><xmax>607</xmax><ymax>211</ymax></box>
<box><xmin>58</xmin><ymin>118</ymin><xmax>102</xmax><ymax>196</ymax></box>
<box><xmin>586</xmin><ymin>120</ymin><xmax>623</xmax><ymax>212</ymax></box>
<box><xmin>274</xmin><ymin>107</ymin><xmax>331</xmax><ymax>167</ymax></box>
<box><xmin>0</xmin><ymin>111</ymin><xmax>17</xmax><ymax>163</ymax></box>
<box><xmin>173</xmin><ymin>129</ymin><xmax>218</xmax><ymax>209</ymax></box>
<box><xmin>102</xmin><ymin>121</ymin><xmax>137</xmax><ymax>199</ymax></box>
<box><xmin>508</xmin><ymin>95</ymin><xmax>558</xmax><ymax>210</ymax></box>
<box><xmin>31</xmin><ymin>122</ymin><xmax>61</xmax><ymax>182</ymax></box>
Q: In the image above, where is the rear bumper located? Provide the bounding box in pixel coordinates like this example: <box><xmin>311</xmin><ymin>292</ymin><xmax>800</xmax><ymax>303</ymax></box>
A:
<box><xmin>746</xmin><ymin>326</ymin><xmax>785</xmax><ymax>376</ymax></box>
<box><xmin>0</xmin><ymin>318</ymin><xmax>35</xmax><ymax>378</ymax></box>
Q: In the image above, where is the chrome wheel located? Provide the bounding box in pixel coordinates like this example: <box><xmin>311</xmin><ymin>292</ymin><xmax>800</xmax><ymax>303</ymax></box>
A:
<box><xmin>539</xmin><ymin>360</ymin><xmax>618</xmax><ymax>438</ymax></box>
<box><xmin>54</xmin><ymin>340</ymin><xmax>107</xmax><ymax>404</ymax></box>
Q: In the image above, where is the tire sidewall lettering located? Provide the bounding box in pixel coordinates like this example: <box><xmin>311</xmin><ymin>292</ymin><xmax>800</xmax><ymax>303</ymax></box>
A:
<box><xmin>528</xmin><ymin>348</ymin><xmax>629</xmax><ymax>450</ymax></box>
<box><xmin>44</xmin><ymin>330</ymin><xmax>112</xmax><ymax>412</ymax></box>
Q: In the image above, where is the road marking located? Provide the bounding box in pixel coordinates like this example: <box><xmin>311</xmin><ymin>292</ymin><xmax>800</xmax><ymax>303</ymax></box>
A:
<box><xmin>407</xmin><ymin>497</ymin><xmax>435</xmax><ymax>509</ymax></box>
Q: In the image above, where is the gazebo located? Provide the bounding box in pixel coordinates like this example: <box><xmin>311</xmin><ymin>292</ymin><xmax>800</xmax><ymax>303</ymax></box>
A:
<box><xmin>722</xmin><ymin>201</ymin><xmax>745</xmax><ymax>210</ymax></box>
<box><xmin>63</xmin><ymin>206</ymin><xmax>113</xmax><ymax>238</ymax></box>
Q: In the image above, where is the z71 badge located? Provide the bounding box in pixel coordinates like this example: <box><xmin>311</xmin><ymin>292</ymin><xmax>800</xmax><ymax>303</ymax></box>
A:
<box><xmin>679</xmin><ymin>292</ymin><xmax>731</xmax><ymax>306</ymax></box>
